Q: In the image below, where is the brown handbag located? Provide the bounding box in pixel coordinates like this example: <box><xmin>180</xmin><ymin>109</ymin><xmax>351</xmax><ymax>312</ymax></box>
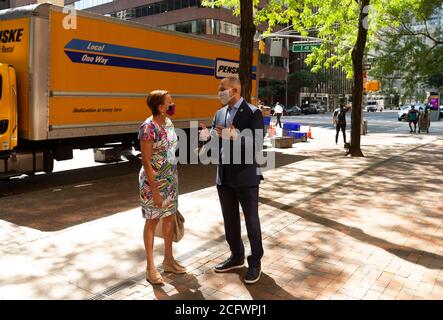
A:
<box><xmin>154</xmin><ymin>211</ymin><xmax>185</xmax><ymax>243</ymax></box>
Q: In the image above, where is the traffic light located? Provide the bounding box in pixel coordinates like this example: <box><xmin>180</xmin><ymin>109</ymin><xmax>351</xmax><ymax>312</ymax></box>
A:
<box><xmin>259</xmin><ymin>40</ymin><xmax>266</xmax><ymax>54</ymax></box>
<box><xmin>369</xmin><ymin>80</ymin><xmax>380</xmax><ymax>91</ymax></box>
<box><xmin>364</xmin><ymin>80</ymin><xmax>380</xmax><ymax>92</ymax></box>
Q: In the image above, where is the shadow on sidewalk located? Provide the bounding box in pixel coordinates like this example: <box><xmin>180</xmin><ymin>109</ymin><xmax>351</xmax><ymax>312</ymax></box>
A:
<box><xmin>0</xmin><ymin>151</ymin><xmax>306</xmax><ymax>232</ymax></box>
<box><xmin>153</xmin><ymin>273</ymin><xmax>206</xmax><ymax>300</ymax></box>
<box><xmin>259</xmin><ymin>197</ymin><xmax>443</xmax><ymax>270</ymax></box>
<box><xmin>229</xmin><ymin>268</ymin><xmax>298</xmax><ymax>300</ymax></box>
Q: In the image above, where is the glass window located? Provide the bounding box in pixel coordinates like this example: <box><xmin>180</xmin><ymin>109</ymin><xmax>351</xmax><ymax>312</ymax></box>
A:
<box><xmin>182</xmin><ymin>0</ymin><xmax>190</xmax><ymax>8</ymax></box>
<box><xmin>191</xmin><ymin>20</ymin><xmax>197</xmax><ymax>33</ymax></box>
<box><xmin>175</xmin><ymin>21</ymin><xmax>193</xmax><ymax>33</ymax></box>
<box><xmin>167</xmin><ymin>0</ymin><xmax>174</xmax><ymax>11</ymax></box>
<box><xmin>220</xmin><ymin>21</ymin><xmax>230</xmax><ymax>35</ymax></box>
<box><xmin>259</xmin><ymin>54</ymin><xmax>269</xmax><ymax>65</ymax></box>
<box><xmin>136</xmin><ymin>7</ymin><xmax>143</xmax><ymax>18</ymax></box>
<box><xmin>160</xmin><ymin>2</ymin><xmax>167</xmax><ymax>13</ymax></box>
<box><xmin>147</xmin><ymin>5</ymin><xmax>154</xmax><ymax>15</ymax></box>
<box><xmin>153</xmin><ymin>3</ymin><xmax>160</xmax><ymax>14</ymax></box>
<box><xmin>214</xmin><ymin>20</ymin><xmax>220</xmax><ymax>35</ymax></box>
<box><xmin>207</xmin><ymin>19</ymin><xmax>218</xmax><ymax>35</ymax></box>
<box><xmin>196</xmin><ymin>19</ymin><xmax>206</xmax><ymax>34</ymax></box>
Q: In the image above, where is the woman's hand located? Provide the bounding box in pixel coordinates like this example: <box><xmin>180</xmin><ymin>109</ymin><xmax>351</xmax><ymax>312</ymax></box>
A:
<box><xmin>153</xmin><ymin>192</ymin><xmax>163</xmax><ymax>208</ymax></box>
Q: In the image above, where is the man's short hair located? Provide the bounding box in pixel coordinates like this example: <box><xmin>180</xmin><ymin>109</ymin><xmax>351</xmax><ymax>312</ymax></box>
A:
<box><xmin>223</xmin><ymin>76</ymin><xmax>242</xmax><ymax>88</ymax></box>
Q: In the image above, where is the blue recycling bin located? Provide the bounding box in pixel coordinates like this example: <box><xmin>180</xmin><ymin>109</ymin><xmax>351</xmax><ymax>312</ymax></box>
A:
<box><xmin>263</xmin><ymin>116</ymin><xmax>271</xmax><ymax>126</ymax></box>
<box><xmin>284</xmin><ymin>130</ymin><xmax>307</xmax><ymax>142</ymax></box>
<box><xmin>283</xmin><ymin>122</ymin><xmax>301</xmax><ymax>131</ymax></box>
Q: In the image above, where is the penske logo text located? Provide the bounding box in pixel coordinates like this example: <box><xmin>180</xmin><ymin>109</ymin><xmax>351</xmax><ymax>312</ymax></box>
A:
<box><xmin>215</xmin><ymin>59</ymin><xmax>240</xmax><ymax>78</ymax></box>
<box><xmin>0</xmin><ymin>29</ymin><xmax>24</xmax><ymax>43</ymax></box>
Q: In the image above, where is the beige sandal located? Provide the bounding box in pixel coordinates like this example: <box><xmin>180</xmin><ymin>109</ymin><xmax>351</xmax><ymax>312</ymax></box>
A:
<box><xmin>146</xmin><ymin>266</ymin><xmax>164</xmax><ymax>285</ymax></box>
<box><xmin>163</xmin><ymin>258</ymin><xmax>187</xmax><ymax>274</ymax></box>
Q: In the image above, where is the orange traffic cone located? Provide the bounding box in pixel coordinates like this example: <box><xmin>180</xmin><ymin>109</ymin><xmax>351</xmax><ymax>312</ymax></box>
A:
<box><xmin>269</xmin><ymin>122</ymin><xmax>275</xmax><ymax>138</ymax></box>
<box><xmin>307</xmin><ymin>124</ymin><xmax>313</xmax><ymax>139</ymax></box>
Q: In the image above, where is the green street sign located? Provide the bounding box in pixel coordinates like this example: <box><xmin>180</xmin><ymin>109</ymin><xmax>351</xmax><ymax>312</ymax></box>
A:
<box><xmin>291</xmin><ymin>43</ymin><xmax>321</xmax><ymax>53</ymax></box>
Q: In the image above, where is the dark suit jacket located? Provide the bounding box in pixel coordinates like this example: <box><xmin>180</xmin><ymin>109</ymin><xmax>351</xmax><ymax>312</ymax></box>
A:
<box><xmin>208</xmin><ymin>99</ymin><xmax>264</xmax><ymax>188</ymax></box>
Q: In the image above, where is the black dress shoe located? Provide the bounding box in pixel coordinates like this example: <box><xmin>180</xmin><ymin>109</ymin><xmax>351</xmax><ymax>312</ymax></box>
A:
<box><xmin>214</xmin><ymin>257</ymin><xmax>244</xmax><ymax>273</ymax></box>
<box><xmin>244</xmin><ymin>267</ymin><xmax>261</xmax><ymax>284</ymax></box>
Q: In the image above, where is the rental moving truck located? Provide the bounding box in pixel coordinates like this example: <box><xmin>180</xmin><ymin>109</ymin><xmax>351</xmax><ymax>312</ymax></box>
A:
<box><xmin>0</xmin><ymin>3</ymin><xmax>258</xmax><ymax>178</ymax></box>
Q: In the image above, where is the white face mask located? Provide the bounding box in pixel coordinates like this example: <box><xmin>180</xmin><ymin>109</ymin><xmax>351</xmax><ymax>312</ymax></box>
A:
<box><xmin>218</xmin><ymin>89</ymin><xmax>232</xmax><ymax>105</ymax></box>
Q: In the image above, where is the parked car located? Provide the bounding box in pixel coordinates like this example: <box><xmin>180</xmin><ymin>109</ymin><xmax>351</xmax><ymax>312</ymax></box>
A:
<box><xmin>440</xmin><ymin>105</ymin><xmax>443</xmax><ymax>118</ymax></box>
<box><xmin>285</xmin><ymin>106</ymin><xmax>302</xmax><ymax>116</ymax></box>
<box><xmin>300</xmin><ymin>104</ymin><xmax>316</xmax><ymax>115</ymax></box>
<box><xmin>315</xmin><ymin>104</ymin><xmax>326</xmax><ymax>114</ymax></box>
<box><xmin>365</xmin><ymin>101</ymin><xmax>378</xmax><ymax>112</ymax></box>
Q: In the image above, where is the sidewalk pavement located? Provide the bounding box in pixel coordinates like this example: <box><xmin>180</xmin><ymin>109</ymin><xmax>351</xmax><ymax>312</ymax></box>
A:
<box><xmin>0</xmin><ymin>124</ymin><xmax>442</xmax><ymax>300</ymax></box>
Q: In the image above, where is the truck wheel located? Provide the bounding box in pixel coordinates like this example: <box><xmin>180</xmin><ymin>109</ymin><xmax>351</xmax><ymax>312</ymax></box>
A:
<box><xmin>43</xmin><ymin>150</ymin><xmax>54</xmax><ymax>173</ymax></box>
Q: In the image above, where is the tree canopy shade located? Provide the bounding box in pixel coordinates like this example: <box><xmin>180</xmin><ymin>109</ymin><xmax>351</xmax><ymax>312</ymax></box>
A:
<box><xmin>203</xmin><ymin>0</ymin><xmax>257</xmax><ymax>102</ymax></box>
<box><xmin>204</xmin><ymin>0</ymin><xmax>441</xmax><ymax>156</ymax></box>
<box><xmin>370</xmin><ymin>0</ymin><xmax>443</xmax><ymax>97</ymax></box>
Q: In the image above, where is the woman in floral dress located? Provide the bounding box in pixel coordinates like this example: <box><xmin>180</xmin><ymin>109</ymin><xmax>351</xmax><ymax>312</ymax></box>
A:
<box><xmin>139</xmin><ymin>90</ymin><xmax>186</xmax><ymax>285</ymax></box>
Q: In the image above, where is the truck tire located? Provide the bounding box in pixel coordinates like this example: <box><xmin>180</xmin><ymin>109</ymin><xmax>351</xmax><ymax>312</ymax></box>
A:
<box><xmin>43</xmin><ymin>150</ymin><xmax>54</xmax><ymax>173</ymax></box>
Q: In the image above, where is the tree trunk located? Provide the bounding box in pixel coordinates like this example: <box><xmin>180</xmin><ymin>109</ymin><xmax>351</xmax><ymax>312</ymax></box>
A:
<box><xmin>239</xmin><ymin>0</ymin><xmax>255</xmax><ymax>103</ymax></box>
<box><xmin>349</xmin><ymin>0</ymin><xmax>370</xmax><ymax>157</ymax></box>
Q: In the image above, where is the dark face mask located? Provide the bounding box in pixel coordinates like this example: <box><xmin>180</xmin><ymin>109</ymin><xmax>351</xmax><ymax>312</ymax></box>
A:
<box><xmin>166</xmin><ymin>104</ymin><xmax>176</xmax><ymax>116</ymax></box>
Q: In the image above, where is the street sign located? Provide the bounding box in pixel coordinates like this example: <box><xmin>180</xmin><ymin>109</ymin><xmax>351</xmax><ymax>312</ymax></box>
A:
<box><xmin>291</xmin><ymin>43</ymin><xmax>321</xmax><ymax>53</ymax></box>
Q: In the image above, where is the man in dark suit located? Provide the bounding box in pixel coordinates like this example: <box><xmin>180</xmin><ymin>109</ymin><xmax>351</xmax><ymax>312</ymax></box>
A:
<box><xmin>200</xmin><ymin>77</ymin><xmax>264</xmax><ymax>284</ymax></box>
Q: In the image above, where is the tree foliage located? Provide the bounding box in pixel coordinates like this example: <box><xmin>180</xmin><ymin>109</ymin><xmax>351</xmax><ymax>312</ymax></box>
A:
<box><xmin>204</xmin><ymin>0</ymin><xmax>440</xmax><ymax>156</ymax></box>
<box><xmin>288</xmin><ymin>69</ymin><xmax>333</xmax><ymax>93</ymax></box>
<box><xmin>370</xmin><ymin>0</ymin><xmax>443</xmax><ymax>97</ymax></box>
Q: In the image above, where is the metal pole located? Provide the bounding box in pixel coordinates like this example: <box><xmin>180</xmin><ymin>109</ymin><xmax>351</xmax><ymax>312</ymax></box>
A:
<box><xmin>286</xmin><ymin>78</ymin><xmax>288</xmax><ymax>106</ymax></box>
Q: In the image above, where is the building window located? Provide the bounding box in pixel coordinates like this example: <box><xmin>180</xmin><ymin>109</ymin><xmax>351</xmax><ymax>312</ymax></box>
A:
<box><xmin>110</xmin><ymin>0</ymin><xmax>204</xmax><ymax>20</ymax></box>
<box><xmin>175</xmin><ymin>21</ymin><xmax>193</xmax><ymax>33</ymax></box>
<box><xmin>160</xmin><ymin>19</ymin><xmax>238</xmax><ymax>37</ymax></box>
<box><xmin>74</xmin><ymin>0</ymin><xmax>113</xmax><ymax>10</ymax></box>
<box><xmin>167</xmin><ymin>0</ymin><xmax>175</xmax><ymax>11</ymax></box>
<box><xmin>273</xmin><ymin>57</ymin><xmax>284</xmax><ymax>67</ymax></box>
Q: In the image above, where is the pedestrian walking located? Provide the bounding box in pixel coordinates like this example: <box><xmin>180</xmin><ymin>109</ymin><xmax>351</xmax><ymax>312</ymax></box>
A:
<box><xmin>199</xmin><ymin>77</ymin><xmax>265</xmax><ymax>284</ymax></box>
<box><xmin>332</xmin><ymin>104</ymin><xmax>349</xmax><ymax>145</ymax></box>
<box><xmin>138</xmin><ymin>90</ymin><xmax>186</xmax><ymax>285</ymax></box>
<box><xmin>407</xmin><ymin>105</ymin><xmax>419</xmax><ymax>133</ymax></box>
<box><xmin>418</xmin><ymin>107</ymin><xmax>431</xmax><ymax>134</ymax></box>
<box><xmin>274</xmin><ymin>102</ymin><xmax>283</xmax><ymax>128</ymax></box>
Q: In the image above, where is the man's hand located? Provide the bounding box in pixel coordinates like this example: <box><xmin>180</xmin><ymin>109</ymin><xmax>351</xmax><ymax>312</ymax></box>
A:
<box><xmin>199</xmin><ymin>123</ymin><xmax>210</xmax><ymax>141</ymax></box>
<box><xmin>215</xmin><ymin>124</ymin><xmax>238</xmax><ymax>140</ymax></box>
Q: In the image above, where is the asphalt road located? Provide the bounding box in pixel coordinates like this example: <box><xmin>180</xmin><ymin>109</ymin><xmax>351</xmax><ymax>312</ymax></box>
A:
<box><xmin>283</xmin><ymin>109</ymin><xmax>443</xmax><ymax>134</ymax></box>
<box><xmin>1</xmin><ymin>110</ymin><xmax>441</xmax><ymax>231</ymax></box>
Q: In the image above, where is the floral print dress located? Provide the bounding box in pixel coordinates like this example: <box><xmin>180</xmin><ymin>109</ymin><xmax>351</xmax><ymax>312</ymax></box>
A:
<box><xmin>138</xmin><ymin>117</ymin><xmax>178</xmax><ymax>220</ymax></box>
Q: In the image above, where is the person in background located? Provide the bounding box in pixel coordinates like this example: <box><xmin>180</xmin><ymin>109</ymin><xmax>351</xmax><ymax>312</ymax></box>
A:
<box><xmin>332</xmin><ymin>104</ymin><xmax>349</xmax><ymax>145</ymax></box>
<box><xmin>407</xmin><ymin>105</ymin><xmax>419</xmax><ymax>133</ymax></box>
<box><xmin>274</xmin><ymin>102</ymin><xmax>283</xmax><ymax>128</ymax></box>
<box><xmin>418</xmin><ymin>106</ymin><xmax>431</xmax><ymax>134</ymax></box>
<box><xmin>138</xmin><ymin>90</ymin><xmax>186</xmax><ymax>285</ymax></box>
